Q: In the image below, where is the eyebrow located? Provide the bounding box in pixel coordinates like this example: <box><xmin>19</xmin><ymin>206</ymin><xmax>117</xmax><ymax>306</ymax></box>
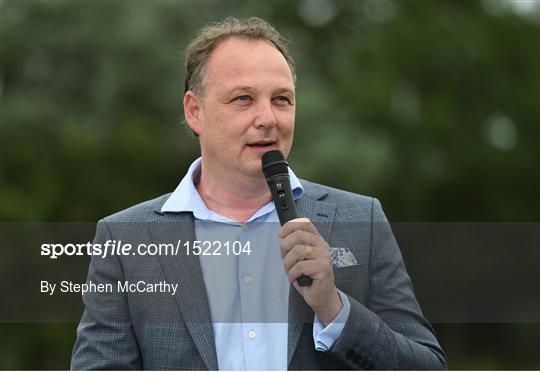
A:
<box><xmin>225</xmin><ymin>86</ymin><xmax>295</xmax><ymax>96</ymax></box>
<box><xmin>273</xmin><ymin>88</ymin><xmax>295</xmax><ymax>96</ymax></box>
<box><xmin>227</xmin><ymin>86</ymin><xmax>257</xmax><ymax>95</ymax></box>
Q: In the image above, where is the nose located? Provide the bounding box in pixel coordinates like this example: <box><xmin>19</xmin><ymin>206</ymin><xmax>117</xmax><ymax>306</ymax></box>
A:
<box><xmin>253</xmin><ymin>100</ymin><xmax>277</xmax><ymax>129</ymax></box>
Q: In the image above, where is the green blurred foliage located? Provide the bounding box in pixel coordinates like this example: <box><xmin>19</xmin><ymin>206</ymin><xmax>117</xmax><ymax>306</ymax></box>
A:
<box><xmin>1</xmin><ymin>0</ymin><xmax>539</xmax><ymax>222</ymax></box>
<box><xmin>1</xmin><ymin>0</ymin><xmax>539</xmax><ymax>369</ymax></box>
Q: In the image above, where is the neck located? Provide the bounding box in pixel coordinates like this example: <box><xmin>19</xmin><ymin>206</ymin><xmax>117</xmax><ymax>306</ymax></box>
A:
<box><xmin>195</xmin><ymin>160</ymin><xmax>272</xmax><ymax>223</ymax></box>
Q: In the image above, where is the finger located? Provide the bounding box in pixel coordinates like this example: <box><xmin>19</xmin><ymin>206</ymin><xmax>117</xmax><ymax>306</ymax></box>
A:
<box><xmin>287</xmin><ymin>260</ymin><xmax>318</xmax><ymax>283</ymax></box>
<box><xmin>279</xmin><ymin>229</ymin><xmax>320</xmax><ymax>258</ymax></box>
<box><xmin>283</xmin><ymin>244</ymin><xmax>313</xmax><ymax>272</ymax></box>
<box><xmin>278</xmin><ymin>218</ymin><xmax>320</xmax><ymax>239</ymax></box>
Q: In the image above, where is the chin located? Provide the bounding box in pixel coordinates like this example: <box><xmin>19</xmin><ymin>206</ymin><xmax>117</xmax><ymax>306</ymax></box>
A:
<box><xmin>240</xmin><ymin>161</ymin><xmax>264</xmax><ymax>178</ymax></box>
<box><xmin>248</xmin><ymin>165</ymin><xmax>264</xmax><ymax>178</ymax></box>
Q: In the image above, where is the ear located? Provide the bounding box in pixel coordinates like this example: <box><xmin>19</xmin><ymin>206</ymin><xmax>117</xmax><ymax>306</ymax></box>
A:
<box><xmin>183</xmin><ymin>90</ymin><xmax>202</xmax><ymax>135</ymax></box>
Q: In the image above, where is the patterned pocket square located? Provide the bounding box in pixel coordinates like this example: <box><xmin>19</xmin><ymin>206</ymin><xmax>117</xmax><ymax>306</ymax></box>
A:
<box><xmin>330</xmin><ymin>247</ymin><xmax>358</xmax><ymax>268</ymax></box>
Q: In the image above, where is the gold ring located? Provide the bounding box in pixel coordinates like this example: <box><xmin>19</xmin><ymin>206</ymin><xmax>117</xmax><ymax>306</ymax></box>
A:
<box><xmin>304</xmin><ymin>245</ymin><xmax>312</xmax><ymax>259</ymax></box>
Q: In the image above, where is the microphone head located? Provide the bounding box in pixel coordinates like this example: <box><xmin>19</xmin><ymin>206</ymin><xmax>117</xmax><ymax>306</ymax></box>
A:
<box><xmin>261</xmin><ymin>150</ymin><xmax>289</xmax><ymax>180</ymax></box>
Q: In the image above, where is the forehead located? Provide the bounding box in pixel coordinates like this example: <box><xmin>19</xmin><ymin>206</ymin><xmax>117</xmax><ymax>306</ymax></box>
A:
<box><xmin>204</xmin><ymin>37</ymin><xmax>294</xmax><ymax>91</ymax></box>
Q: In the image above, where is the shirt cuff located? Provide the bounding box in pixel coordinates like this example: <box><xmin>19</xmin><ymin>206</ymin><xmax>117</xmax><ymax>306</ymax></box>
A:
<box><xmin>312</xmin><ymin>289</ymin><xmax>351</xmax><ymax>351</ymax></box>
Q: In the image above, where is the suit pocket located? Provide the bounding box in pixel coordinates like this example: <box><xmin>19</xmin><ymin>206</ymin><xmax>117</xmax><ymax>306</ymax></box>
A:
<box><xmin>333</xmin><ymin>264</ymin><xmax>362</xmax><ymax>282</ymax></box>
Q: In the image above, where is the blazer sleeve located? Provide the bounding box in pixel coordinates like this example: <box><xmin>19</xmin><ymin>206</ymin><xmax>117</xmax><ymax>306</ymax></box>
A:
<box><xmin>327</xmin><ymin>198</ymin><xmax>448</xmax><ymax>370</ymax></box>
<box><xmin>71</xmin><ymin>220</ymin><xmax>142</xmax><ymax>370</ymax></box>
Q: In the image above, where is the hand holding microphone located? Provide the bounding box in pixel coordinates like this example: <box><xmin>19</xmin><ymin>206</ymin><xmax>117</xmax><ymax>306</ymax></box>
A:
<box><xmin>262</xmin><ymin>150</ymin><xmax>343</xmax><ymax>322</ymax></box>
<box><xmin>262</xmin><ymin>150</ymin><xmax>312</xmax><ymax>287</ymax></box>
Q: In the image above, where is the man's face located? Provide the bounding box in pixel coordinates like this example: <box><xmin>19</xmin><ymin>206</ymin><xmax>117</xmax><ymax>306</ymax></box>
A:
<box><xmin>189</xmin><ymin>37</ymin><xmax>295</xmax><ymax>178</ymax></box>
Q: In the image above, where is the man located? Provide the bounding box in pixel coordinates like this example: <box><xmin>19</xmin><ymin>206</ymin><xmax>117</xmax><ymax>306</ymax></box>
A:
<box><xmin>71</xmin><ymin>17</ymin><xmax>447</xmax><ymax>370</ymax></box>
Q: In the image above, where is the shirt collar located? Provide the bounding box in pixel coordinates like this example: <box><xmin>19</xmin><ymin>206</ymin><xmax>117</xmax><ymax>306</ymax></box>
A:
<box><xmin>161</xmin><ymin>157</ymin><xmax>304</xmax><ymax>220</ymax></box>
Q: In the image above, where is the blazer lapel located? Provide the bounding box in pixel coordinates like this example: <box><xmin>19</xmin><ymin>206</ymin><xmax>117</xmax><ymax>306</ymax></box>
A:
<box><xmin>150</xmin><ymin>212</ymin><xmax>218</xmax><ymax>370</ymax></box>
<box><xmin>287</xmin><ymin>193</ymin><xmax>337</xmax><ymax>366</ymax></box>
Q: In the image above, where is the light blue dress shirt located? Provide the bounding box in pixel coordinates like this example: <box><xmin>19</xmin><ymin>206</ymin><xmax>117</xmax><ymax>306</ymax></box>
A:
<box><xmin>161</xmin><ymin>157</ymin><xmax>350</xmax><ymax>370</ymax></box>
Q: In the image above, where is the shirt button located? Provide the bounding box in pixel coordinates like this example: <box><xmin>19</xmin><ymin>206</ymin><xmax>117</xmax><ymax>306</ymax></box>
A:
<box><xmin>243</xmin><ymin>275</ymin><xmax>253</xmax><ymax>284</ymax></box>
<box><xmin>242</xmin><ymin>224</ymin><xmax>249</xmax><ymax>231</ymax></box>
<box><xmin>247</xmin><ymin>330</ymin><xmax>256</xmax><ymax>339</ymax></box>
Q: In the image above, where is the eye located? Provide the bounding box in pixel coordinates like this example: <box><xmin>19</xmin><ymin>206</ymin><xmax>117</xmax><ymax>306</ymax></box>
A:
<box><xmin>274</xmin><ymin>96</ymin><xmax>293</xmax><ymax>105</ymax></box>
<box><xmin>233</xmin><ymin>95</ymin><xmax>252</xmax><ymax>103</ymax></box>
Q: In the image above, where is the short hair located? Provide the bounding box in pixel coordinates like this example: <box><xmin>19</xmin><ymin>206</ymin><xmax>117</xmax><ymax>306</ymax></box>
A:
<box><xmin>184</xmin><ymin>16</ymin><xmax>296</xmax><ymax>96</ymax></box>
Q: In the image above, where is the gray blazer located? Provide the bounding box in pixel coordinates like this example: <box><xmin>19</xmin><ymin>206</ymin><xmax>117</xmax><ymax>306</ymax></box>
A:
<box><xmin>71</xmin><ymin>180</ymin><xmax>447</xmax><ymax>370</ymax></box>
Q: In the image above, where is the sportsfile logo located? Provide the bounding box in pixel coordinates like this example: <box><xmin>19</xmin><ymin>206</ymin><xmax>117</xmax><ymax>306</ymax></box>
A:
<box><xmin>41</xmin><ymin>240</ymin><xmax>135</xmax><ymax>259</ymax></box>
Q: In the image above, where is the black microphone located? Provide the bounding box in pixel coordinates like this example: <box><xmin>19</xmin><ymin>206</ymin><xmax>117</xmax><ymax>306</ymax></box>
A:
<box><xmin>262</xmin><ymin>150</ymin><xmax>313</xmax><ymax>287</ymax></box>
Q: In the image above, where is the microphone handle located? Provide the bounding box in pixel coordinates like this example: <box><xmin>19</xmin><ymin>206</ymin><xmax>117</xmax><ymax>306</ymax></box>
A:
<box><xmin>267</xmin><ymin>174</ymin><xmax>313</xmax><ymax>287</ymax></box>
